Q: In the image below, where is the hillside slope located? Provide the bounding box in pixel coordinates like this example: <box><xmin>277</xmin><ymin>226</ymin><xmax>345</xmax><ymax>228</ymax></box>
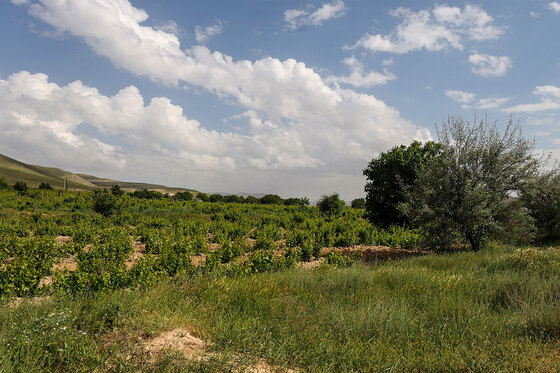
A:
<box><xmin>0</xmin><ymin>154</ymin><xmax>197</xmax><ymax>194</ymax></box>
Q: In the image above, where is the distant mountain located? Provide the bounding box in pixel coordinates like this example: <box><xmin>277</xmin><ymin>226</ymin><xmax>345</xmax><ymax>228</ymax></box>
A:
<box><xmin>0</xmin><ymin>153</ymin><xmax>197</xmax><ymax>194</ymax></box>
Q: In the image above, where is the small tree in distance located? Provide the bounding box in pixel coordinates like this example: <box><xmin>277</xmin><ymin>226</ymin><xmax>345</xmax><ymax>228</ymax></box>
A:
<box><xmin>317</xmin><ymin>193</ymin><xmax>345</xmax><ymax>216</ymax></box>
<box><xmin>402</xmin><ymin>117</ymin><xmax>541</xmax><ymax>251</ymax></box>
<box><xmin>13</xmin><ymin>181</ymin><xmax>28</xmax><ymax>193</ymax></box>
<box><xmin>111</xmin><ymin>184</ymin><xmax>124</xmax><ymax>196</ymax></box>
<box><xmin>351</xmin><ymin>198</ymin><xmax>365</xmax><ymax>209</ymax></box>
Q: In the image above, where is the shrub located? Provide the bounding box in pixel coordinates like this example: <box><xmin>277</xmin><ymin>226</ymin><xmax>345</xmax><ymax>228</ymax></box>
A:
<box><xmin>197</xmin><ymin>192</ymin><xmax>209</xmax><ymax>202</ymax></box>
<box><xmin>521</xmin><ymin>171</ymin><xmax>560</xmax><ymax>238</ymax></box>
<box><xmin>13</xmin><ymin>181</ymin><xmax>28</xmax><ymax>193</ymax></box>
<box><xmin>173</xmin><ymin>191</ymin><xmax>193</xmax><ymax>201</ymax></box>
<box><xmin>317</xmin><ymin>193</ymin><xmax>345</xmax><ymax>216</ymax></box>
<box><xmin>260</xmin><ymin>194</ymin><xmax>283</xmax><ymax>205</ymax></box>
<box><xmin>92</xmin><ymin>191</ymin><xmax>119</xmax><ymax>217</ymax></box>
<box><xmin>111</xmin><ymin>185</ymin><xmax>124</xmax><ymax>196</ymax></box>
<box><xmin>350</xmin><ymin>198</ymin><xmax>365</xmax><ymax>209</ymax></box>
<box><xmin>38</xmin><ymin>182</ymin><xmax>53</xmax><ymax>190</ymax></box>
<box><xmin>0</xmin><ymin>177</ymin><xmax>7</xmax><ymax>189</ymax></box>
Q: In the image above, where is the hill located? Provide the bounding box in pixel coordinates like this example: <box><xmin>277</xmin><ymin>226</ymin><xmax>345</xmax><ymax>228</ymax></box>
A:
<box><xmin>0</xmin><ymin>153</ymin><xmax>197</xmax><ymax>194</ymax></box>
<box><xmin>77</xmin><ymin>174</ymin><xmax>198</xmax><ymax>195</ymax></box>
<box><xmin>0</xmin><ymin>154</ymin><xmax>96</xmax><ymax>190</ymax></box>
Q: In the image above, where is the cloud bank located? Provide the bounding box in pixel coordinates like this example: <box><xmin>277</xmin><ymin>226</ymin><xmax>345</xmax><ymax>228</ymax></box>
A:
<box><xmin>6</xmin><ymin>0</ymin><xmax>431</xmax><ymax>198</ymax></box>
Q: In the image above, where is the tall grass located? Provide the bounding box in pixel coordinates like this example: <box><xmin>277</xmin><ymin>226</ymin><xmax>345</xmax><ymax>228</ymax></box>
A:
<box><xmin>2</xmin><ymin>243</ymin><xmax>560</xmax><ymax>371</ymax></box>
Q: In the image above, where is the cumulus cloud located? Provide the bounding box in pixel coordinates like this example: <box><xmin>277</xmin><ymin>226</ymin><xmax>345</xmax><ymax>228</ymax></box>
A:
<box><xmin>503</xmin><ymin>86</ymin><xmax>560</xmax><ymax>113</ymax></box>
<box><xmin>445</xmin><ymin>89</ymin><xmax>475</xmax><ymax>104</ymax></box>
<box><xmin>468</xmin><ymin>53</ymin><xmax>512</xmax><ymax>77</ymax></box>
<box><xmin>445</xmin><ymin>89</ymin><xmax>512</xmax><ymax>109</ymax></box>
<box><xmin>0</xmin><ymin>71</ymin><xmax>239</xmax><ymax>173</ymax></box>
<box><xmin>284</xmin><ymin>0</ymin><xmax>346</xmax><ymax>30</ymax></box>
<box><xmin>7</xmin><ymin>0</ymin><xmax>432</xmax><ymax>198</ymax></box>
<box><xmin>195</xmin><ymin>20</ymin><xmax>224</xmax><ymax>44</ymax></box>
<box><xmin>326</xmin><ymin>56</ymin><xmax>396</xmax><ymax>88</ymax></box>
<box><xmin>347</xmin><ymin>4</ymin><xmax>502</xmax><ymax>54</ymax></box>
<box><xmin>549</xmin><ymin>2</ymin><xmax>560</xmax><ymax>13</ymax></box>
<box><xmin>475</xmin><ymin>97</ymin><xmax>512</xmax><ymax>109</ymax></box>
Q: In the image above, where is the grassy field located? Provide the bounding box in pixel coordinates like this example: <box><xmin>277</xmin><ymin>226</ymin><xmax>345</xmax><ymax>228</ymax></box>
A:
<box><xmin>0</xmin><ymin>187</ymin><xmax>559</xmax><ymax>371</ymax></box>
<box><xmin>2</xmin><ymin>244</ymin><xmax>560</xmax><ymax>372</ymax></box>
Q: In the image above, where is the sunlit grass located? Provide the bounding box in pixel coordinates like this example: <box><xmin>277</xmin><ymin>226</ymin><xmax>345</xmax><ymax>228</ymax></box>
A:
<box><xmin>2</xmin><ymin>243</ymin><xmax>560</xmax><ymax>372</ymax></box>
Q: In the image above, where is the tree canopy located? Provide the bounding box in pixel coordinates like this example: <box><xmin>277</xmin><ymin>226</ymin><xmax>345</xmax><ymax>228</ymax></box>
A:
<box><xmin>363</xmin><ymin>140</ymin><xmax>441</xmax><ymax>228</ymax></box>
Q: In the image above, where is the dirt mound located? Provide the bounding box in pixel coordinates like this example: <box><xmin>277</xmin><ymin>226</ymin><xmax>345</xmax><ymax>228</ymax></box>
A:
<box><xmin>143</xmin><ymin>328</ymin><xmax>209</xmax><ymax>361</ymax></box>
<box><xmin>142</xmin><ymin>328</ymin><xmax>295</xmax><ymax>372</ymax></box>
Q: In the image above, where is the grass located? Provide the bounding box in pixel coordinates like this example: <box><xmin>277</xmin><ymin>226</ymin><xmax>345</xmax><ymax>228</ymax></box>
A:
<box><xmin>2</xmin><ymin>243</ymin><xmax>560</xmax><ymax>372</ymax></box>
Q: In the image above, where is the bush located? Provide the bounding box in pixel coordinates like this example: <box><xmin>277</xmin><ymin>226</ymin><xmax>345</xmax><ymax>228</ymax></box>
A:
<box><xmin>0</xmin><ymin>177</ymin><xmax>7</xmax><ymax>189</ymax></box>
<box><xmin>173</xmin><ymin>191</ymin><xmax>193</xmax><ymax>201</ymax></box>
<box><xmin>363</xmin><ymin>141</ymin><xmax>441</xmax><ymax>228</ymax></box>
<box><xmin>260</xmin><ymin>194</ymin><xmax>283</xmax><ymax>205</ymax></box>
<box><xmin>92</xmin><ymin>191</ymin><xmax>119</xmax><ymax>217</ymax></box>
<box><xmin>13</xmin><ymin>181</ymin><xmax>28</xmax><ymax>193</ymax></box>
<box><xmin>521</xmin><ymin>171</ymin><xmax>560</xmax><ymax>238</ymax></box>
<box><xmin>38</xmin><ymin>182</ymin><xmax>53</xmax><ymax>190</ymax></box>
<box><xmin>111</xmin><ymin>185</ymin><xmax>124</xmax><ymax>196</ymax></box>
<box><xmin>317</xmin><ymin>193</ymin><xmax>345</xmax><ymax>216</ymax></box>
<box><xmin>350</xmin><ymin>198</ymin><xmax>365</xmax><ymax>209</ymax></box>
<box><xmin>402</xmin><ymin>117</ymin><xmax>541</xmax><ymax>251</ymax></box>
<box><xmin>197</xmin><ymin>192</ymin><xmax>209</xmax><ymax>202</ymax></box>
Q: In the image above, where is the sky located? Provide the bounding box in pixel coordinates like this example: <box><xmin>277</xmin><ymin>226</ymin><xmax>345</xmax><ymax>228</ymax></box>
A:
<box><xmin>1</xmin><ymin>0</ymin><xmax>559</xmax><ymax>200</ymax></box>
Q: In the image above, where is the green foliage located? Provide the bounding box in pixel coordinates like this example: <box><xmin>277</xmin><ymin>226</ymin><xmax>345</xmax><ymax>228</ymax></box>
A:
<box><xmin>350</xmin><ymin>198</ymin><xmax>365</xmax><ymax>209</ymax></box>
<box><xmin>13</xmin><ymin>181</ymin><xmax>28</xmax><ymax>193</ymax></box>
<box><xmin>403</xmin><ymin>117</ymin><xmax>541</xmax><ymax>251</ymax></box>
<box><xmin>38</xmin><ymin>183</ymin><xmax>53</xmax><ymax>190</ymax></box>
<box><xmin>197</xmin><ymin>192</ymin><xmax>209</xmax><ymax>202</ymax></box>
<box><xmin>110</xmin><ymin>184</ymin><xmax>124</xmax><ymax>196</ymax></box>
<box><xmin>317</xmin><ymin>193</ymin><xmax>345</xmax><ymax>216</ymax></box>
<box><xmin>0</xmin><ymin>177</ymin><xmax>7</xmax><ymax>189</ymax></box>
<box><xmin>92</xmin><ymin>191</ymin><xmax>119</xmax><ymax>217</ymax></box>
<box><xmin>260</xmin><ymin>194</ymin><xmax>283</xmax><ymax>205</ymax></box>
<box><xmin>521</xmin><ymin>171</ymin><xmax>560</xmax><ymax>238</ymax></box>
<box><xmin>363</xmin><ymin>140</ymin><xmax>441</xmax><ymax>228</ymax></box>
<box><xmin>325</xmin><ymin>251</ymin><xmax>356</xmax><ymax>267</ymax></box>
<box><xmin>209</xmin><ymin>194</ymin><xmax>225</xmax><ymax>202</ymax></box>
<box><xmin>172</xmin><ymin>191</ymin><xmax>193</xmax><ymax>201</ymax></box>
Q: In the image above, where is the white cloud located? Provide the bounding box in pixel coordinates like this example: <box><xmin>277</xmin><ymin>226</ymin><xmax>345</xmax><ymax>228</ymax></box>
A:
<box><xmin>0</xmin><ymin>71</ymin><xmax>239</xmax><ymax>173</ymax></box>
<box><xmin>549</xmin><ymin>2</ymin><xmax>560</xmax><ymax>13</ymax></box>
<box><xmin>468</xmin><ymin>53</ymin><xmax>512</xmax><ymax>77</ymax></box>
<box><xmin>11</xmin><ymin>0</ymin><xmax>29</xmax><ymax>5</ymax></box>
<box><xmin>326</xmin><ymin>56</ymin><xmax>396</xmax><ymax>88</ymax></box>
<box><xmin>445</xmin><ymin>89</ymin><xmax>512</xmax><ymax>109</ymax></box>
<box><xmin>475</xmin><ymin>97</ymin><xmax>512</xmax><ymax>109</ymax></box>
<box><xmin>195</xmin><ymin>20</ymin><xmax>224</xmax><ymax>44</ymax></box>
<box><xmin>284</xmin><ymin>0</ymin><xmax>346</xmax><ymax>30</ymax></box>
<box><xmin>8</xmin><ymin>0</ymin><xmax>432</xmax><ymax>198</ymax></box>
<box><xmin>445</xmin><ymin>89</ymin><xmax>475</xmax><ymax>104</ymax></box>
<box><xmin>503</xmin><ymin>86</ymin><xmax>560</xmax><ymax>113</ymax></box>
<box><xmin>347</xmin><ymin>5</ymin><xmax>502</xmax><ymax>54</ymax></box>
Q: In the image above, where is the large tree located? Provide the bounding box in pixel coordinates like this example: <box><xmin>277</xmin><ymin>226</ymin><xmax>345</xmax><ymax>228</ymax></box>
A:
<box><xmin>363</xmin><ymin>140</ymin><xmax>441</xmax><ymax>228</ymax></box>
<box><xmin>402</xmin><ymin>117</ymin><xmax>541</xmax><ymax>251</ymax></box>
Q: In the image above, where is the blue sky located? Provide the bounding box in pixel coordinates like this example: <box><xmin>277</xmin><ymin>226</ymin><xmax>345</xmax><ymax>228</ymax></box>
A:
<box><xmin>1</xmin><ymin>0</ymin><xmax>559</xmax><ymax>200</ymax></box>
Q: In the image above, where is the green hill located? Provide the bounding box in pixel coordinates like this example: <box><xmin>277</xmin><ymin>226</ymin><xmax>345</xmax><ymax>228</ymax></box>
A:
<box><xmin>0</xmin><ymin>154</ymin><xmax>197</xmax><ymax>194</ymax></box>
<box><xmin>77</xmin><ymin>174</ymin><xmax>198</xmax><ymax>195</ymax></box>
<box><xmin>0</xmin><ymin>154</ymin><xmax>96</xmax><ymax>190</ymax></box>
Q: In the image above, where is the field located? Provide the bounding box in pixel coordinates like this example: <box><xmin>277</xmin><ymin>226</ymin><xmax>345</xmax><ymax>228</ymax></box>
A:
<box><xmin>1</xmin><ymin>188</ymin><xmax>560</xmax><ymax>372</ymax></box>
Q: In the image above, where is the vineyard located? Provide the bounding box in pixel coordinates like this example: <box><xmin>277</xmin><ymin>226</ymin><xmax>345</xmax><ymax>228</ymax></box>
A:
<box><xmin>0</xmin><ymin>188</ymin><xmax>424</xmax><ymax>298</ymax></box>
